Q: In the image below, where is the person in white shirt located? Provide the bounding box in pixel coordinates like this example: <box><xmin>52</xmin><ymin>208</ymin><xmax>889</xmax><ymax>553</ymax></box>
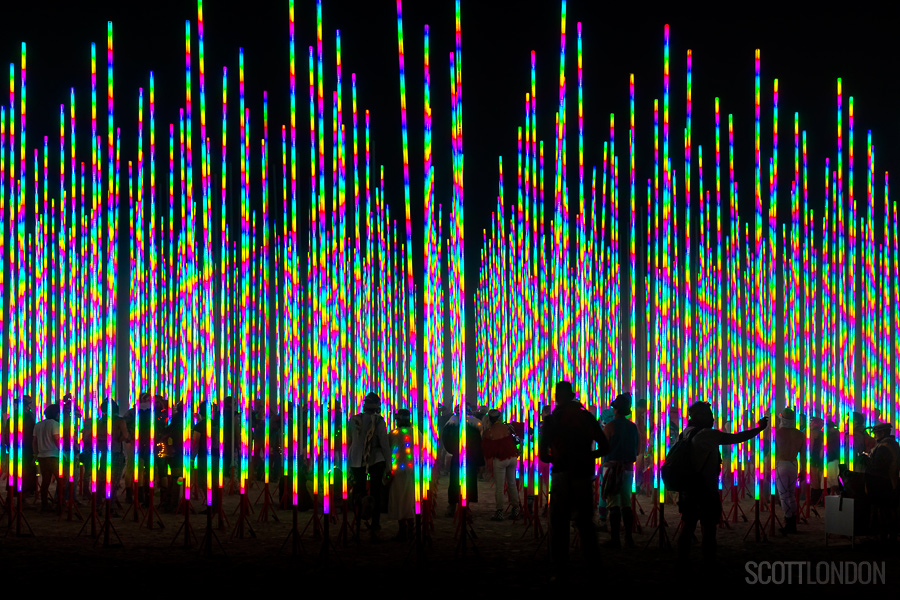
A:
<box><xmin>33</xmin><ymin>404</ymin><xmax>61</xmax><ymax>512</ymax></box>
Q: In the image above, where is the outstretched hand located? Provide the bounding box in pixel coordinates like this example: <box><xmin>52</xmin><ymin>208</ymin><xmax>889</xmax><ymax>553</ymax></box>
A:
<box><xmin>757</xmin><ymin>417</ymin><xmax>769</xmax><ymax>430</ymax></box>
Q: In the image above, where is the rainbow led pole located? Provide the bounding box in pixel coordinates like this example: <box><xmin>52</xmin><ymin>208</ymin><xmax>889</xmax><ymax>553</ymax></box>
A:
<box><xmin>106</xmin><ymin>23</ymin><xmax>114</xmax><ymax>410</ymax></box>
<box><xmin>288</xmin><ymin>0</ymin><xmax>297</xmax><ymax>491</ymax></box>
<box><xmin>0</xmin><ymin>104</ymin><xmax>5</xmax><ymax>478</ymax></box>
<box><xmin>238</xmin><ymin>45</ymin><xmax>246</xmax><ymax>496</ymax></box>
<box><xmin>221</xmin><ymin>65</ymin><xmax>228</xmax><ymax>492</ymax></box>
<box><xmin>395</xmin><ymin>0</ymin><xmax>420</xmax><ymax>513</ymax></box>
<box><xmin>7</xmin><ymin>63</ymin><xmax>14</xmax><ymax>495</ymax></box>
<box><xmin>262</xmin><ymin>90</ymin><xmax>271</xmax><ymax>491</ymax></box>
<box><xmin>336</xmin><ymin>31</ymin><xmax>346</xmax><ymax>506</ymax></box>
<box><xmin>424</xmin><ymin>14</ymin><xmax>439</xmax><ymax>461</ymax></box>
<box><xmin>453</xmin><ymin>0</ymin><xmax>467</xmax><ymax>506</ymax></box>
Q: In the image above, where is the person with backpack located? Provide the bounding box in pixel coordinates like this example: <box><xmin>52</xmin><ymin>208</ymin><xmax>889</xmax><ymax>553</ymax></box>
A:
<box><xmin>539</xmin><ymin>380</ymin><xmax>609</xmax><ymax>577</ymax></box>
<box><xmin>673</xmin><ymin>401</ymin><xmax>767</xmax><ymax>566</ymax></box>
<box><xmin>349</xmin><ymin>392</ymin><xmax>390</xmax><ymax>540</ymax></box>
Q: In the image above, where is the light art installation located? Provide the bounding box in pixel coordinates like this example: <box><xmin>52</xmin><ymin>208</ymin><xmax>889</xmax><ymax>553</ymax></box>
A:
<box><xmin>0</xmin><ymin>1</ymin><xmax>897</xmax><ymax>547</ymax></box>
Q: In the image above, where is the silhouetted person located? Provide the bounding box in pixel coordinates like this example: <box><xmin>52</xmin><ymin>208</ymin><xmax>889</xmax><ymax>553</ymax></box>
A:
<box><xmin>349</xmin><ymin>392</ymin><xmax>389</xmax><ymax>540</ymax></box>
<box><xmin>539</xmin><ymin>380</ymin><xmax>609</xmax><ymax>578</ymax></box>
<box><xmin>866</xmin><ymin>423</ymin><xmax>900</xmax><ymax>541</ymax></box>
<box><xmin>676</xmin><ymin>401</ymin><xmax>767</xmax><ymax>566</ymax></box>
<box><xmin>602</xmin><ymin>392</ymin><xmax>639</xmax><ymax>548</ymax></box>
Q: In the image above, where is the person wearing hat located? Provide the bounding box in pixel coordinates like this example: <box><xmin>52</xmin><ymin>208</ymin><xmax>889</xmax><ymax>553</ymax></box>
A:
<box><xmin>868</xmin><ymin>423</ymin><xmax>900</xmax><ymax>489</ymax></box>
<box><xmin>774</xmin><ymin>407</ymin><xmax>805</xmax><ymax>534</ymax></box>
<box><xmin>539</xmin><ymin>380</ymin><xmax>609</xmax><ymax>574</ymax></box>
<box><xmin>602</xmin><ymin>392</ymin><xmax>639</xmax><ymax>549</ymax></box>
<box><xmin>676</xmin><ymin>401</ymin><xmax>768</xmax><ymax>565</ymax></box>
<box><xmin>349</xmin><ymin>392</ymin><xmax>390</xmax><ymax>539</ymax></box>
<box><xmin>482</xmin><ymin>408</ymin><xmax>522</xmax><ymax>521</ymax></box>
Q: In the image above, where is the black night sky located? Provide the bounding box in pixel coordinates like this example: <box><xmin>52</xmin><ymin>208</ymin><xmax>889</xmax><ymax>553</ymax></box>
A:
<box><xmin>3</xmin><ymin>1</ymin><xmax>900</xmax><ymax>402</ymax></box>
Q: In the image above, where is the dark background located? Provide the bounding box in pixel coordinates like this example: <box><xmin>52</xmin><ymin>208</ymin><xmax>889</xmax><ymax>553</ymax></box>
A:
<box><xmin>2</xmin><ymin>1</ymin><xmax>899</xmax><ymax>404</ymax></box>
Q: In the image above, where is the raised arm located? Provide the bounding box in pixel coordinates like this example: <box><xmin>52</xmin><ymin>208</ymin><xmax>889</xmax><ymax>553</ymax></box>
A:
<box><xmin>717</xmin><ymin>417</ymin><xmax>769</xmax><ymax>445</ymax></box>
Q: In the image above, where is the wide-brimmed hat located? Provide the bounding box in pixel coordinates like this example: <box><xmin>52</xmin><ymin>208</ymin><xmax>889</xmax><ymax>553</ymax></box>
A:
<box><xmin>555</xmin><ymin>380</ymin><xmax>576</xmax><ymax>402</ymax></box>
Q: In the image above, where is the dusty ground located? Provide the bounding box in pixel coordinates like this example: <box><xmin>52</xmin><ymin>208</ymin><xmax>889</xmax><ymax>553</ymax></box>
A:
<box><xmin>1</xmin><ymin>473</ymin><xmax>897</xmax><ymax>594</ymax></box>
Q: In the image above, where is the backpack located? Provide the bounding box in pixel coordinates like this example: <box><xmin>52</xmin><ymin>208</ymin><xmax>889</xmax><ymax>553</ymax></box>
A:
<box><xmin>660</xmin><ymin>427</ymin><xmax>705</xmax><ymax>492</ymax></box>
